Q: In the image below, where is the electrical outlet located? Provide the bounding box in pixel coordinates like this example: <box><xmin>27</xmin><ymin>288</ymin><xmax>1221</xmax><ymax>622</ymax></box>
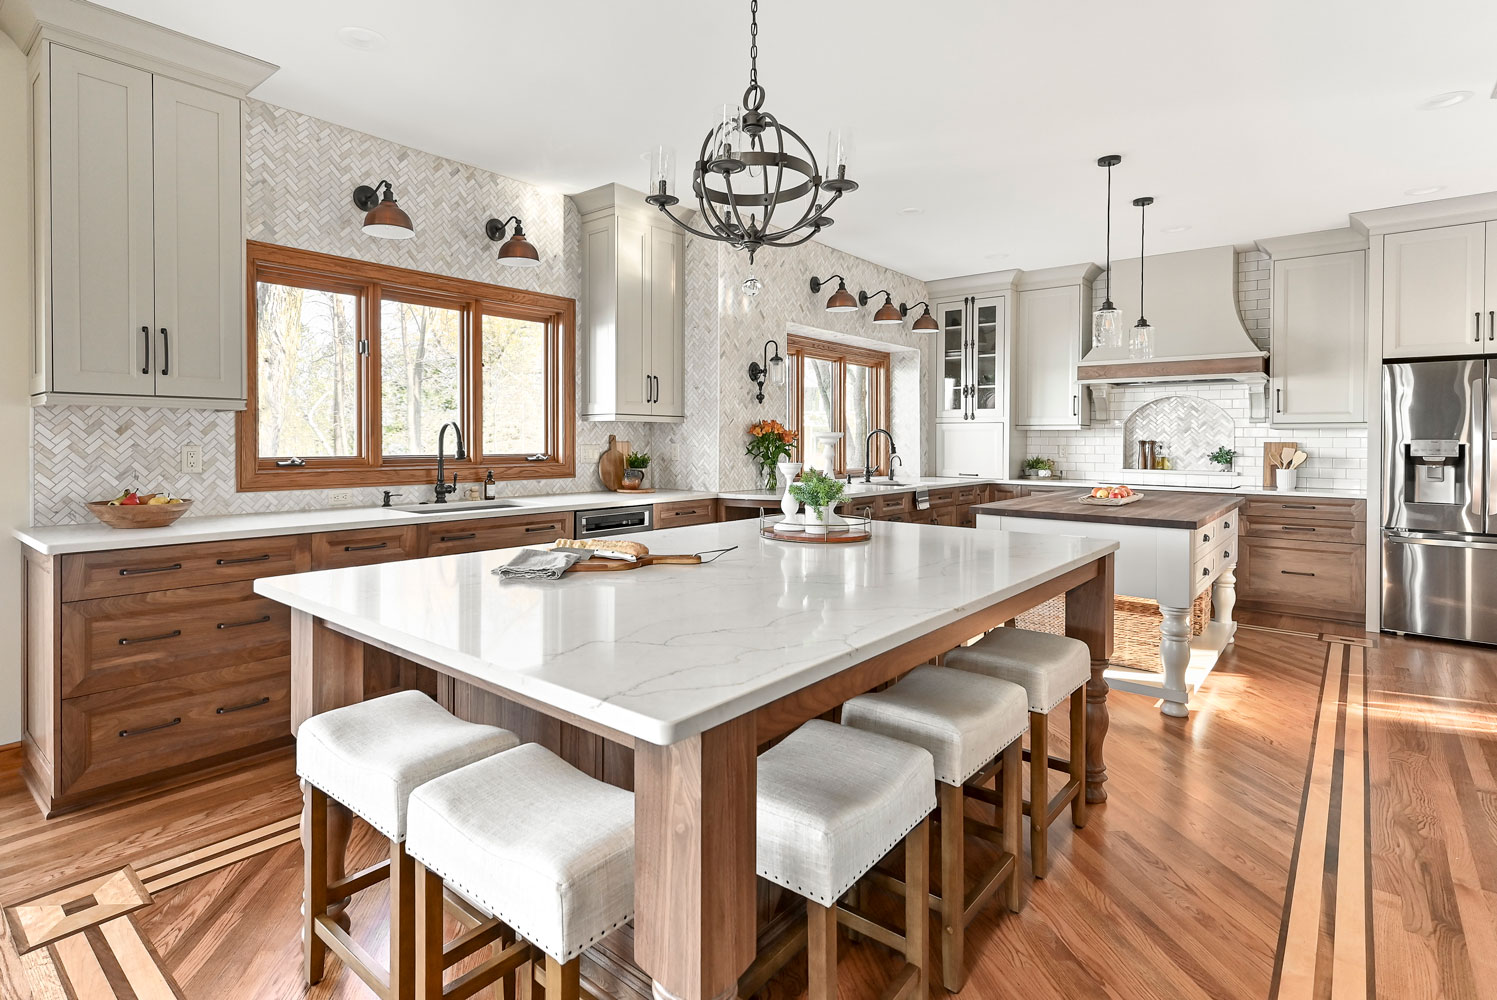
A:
<box><xmin>329</xmin><ymin>490</ymin><xmax>354</xmax><ymax>507</ymax></box>
<box><xmin>180</xmin><ymin>444</ymin><xmax>203</xmax><ymax>475</ymax></box>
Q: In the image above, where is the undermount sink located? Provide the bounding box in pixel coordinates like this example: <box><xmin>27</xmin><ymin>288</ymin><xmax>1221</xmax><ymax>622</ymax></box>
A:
<box><xmin>385</xmin><ymin>500</ymin><xmax>521</xmax><ymax>514</ymax></box>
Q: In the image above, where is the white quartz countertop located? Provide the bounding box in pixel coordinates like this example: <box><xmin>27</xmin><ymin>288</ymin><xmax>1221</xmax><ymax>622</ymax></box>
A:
<box><xmin>254</xmin><ymin>520</ymin><xmax>1118</xmax><ymax>746</ymax></box>
<box><xmin>718</xmin><ymin>475</ymin><xmax>1365</xmax><ymax>502</ymax></box>
<box><xmin>14</xmin><ymin>490</ymin><xmax>716</xmax><ymax>555</ymax></box>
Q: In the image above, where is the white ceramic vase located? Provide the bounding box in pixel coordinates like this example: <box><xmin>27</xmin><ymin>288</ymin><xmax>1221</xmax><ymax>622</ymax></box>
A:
<box><xmin>1275</xmin><ymin>468</ymin><xmax>1299</xmax><ymax>492</ymax></box>
<box><xmin>805</xmin><ymin>506</ymin><xmax>846</xmax><ymax>536</ymax></box>
<box><xmin>777</xmin><ymin>462</ymin><xmax>802</xmax><ymax>526</ymax></box>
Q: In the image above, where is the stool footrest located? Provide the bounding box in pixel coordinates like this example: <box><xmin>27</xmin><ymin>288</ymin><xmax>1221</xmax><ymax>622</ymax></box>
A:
<box><xmin>1020</xmin><ymin>747</ymin><xmax>1076</xmax><ymax>773</ymax></box>
<box><xmin>443</xmin><ymin>918</ymin><xmax>510</xmax><ymax>966</ymax></box>
<box><xmin>835</xmin><ymin>902</ymin><xmax>906</xmax><ymax>954</ymax></box>
<box><xmin>737</xmin><ymin>914</ymin><xmax>808</xmax><ymax>999</ymax></box>
<box><xmin>329</xmin><ymin>859</ymin><xmax>390</xmax><ymax>900</ymax></box>
<box><xmin>445</xmin><ymin>937</ymin><xmax>531</xmax><ymax>1000</ymax></box>
<box><xmin>879</xmin><ymin>962</ymin><xmax>922</xmax><ymax>1000</ymax></box>
<box><xmin>962</xmin><ymin>852</ymin><xmax>1017</xmax><ymax>925</ymax></box>
<box><xmin>313</xmin><ymin>914</ymin><xmax>392</xmax><ymax>1000</ymax></box>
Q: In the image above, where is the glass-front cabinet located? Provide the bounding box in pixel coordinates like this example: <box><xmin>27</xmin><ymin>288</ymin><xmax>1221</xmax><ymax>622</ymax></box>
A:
<box><xmin>935</xmin><ymin>295</ymin><xmax>1005</xmax><ymax>422</ymax></box>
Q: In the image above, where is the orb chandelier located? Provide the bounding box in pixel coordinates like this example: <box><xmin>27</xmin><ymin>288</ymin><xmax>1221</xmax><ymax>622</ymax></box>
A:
<box><xmin>645</xmin><ymin>0</ymin><xmax>856</xmax><ymax>263</ymax></box>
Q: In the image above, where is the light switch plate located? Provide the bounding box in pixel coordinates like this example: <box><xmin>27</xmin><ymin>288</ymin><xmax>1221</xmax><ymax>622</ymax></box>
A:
<box><xmin>180</xmin><ymin>444</ymin><xmax>203</xmax><ymax>475</ymax></box>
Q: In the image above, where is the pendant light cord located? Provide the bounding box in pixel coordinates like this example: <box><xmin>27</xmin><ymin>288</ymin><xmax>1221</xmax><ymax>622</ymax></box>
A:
<box><xmin>1138</xmin><ymin>199</ymin><xmax>1147</xmax><ymax>321</ymax></box>
<box><xmin>1104</xmin><ymin>164</ymin><xmax>1112</xmax><ymax>305</ymax></box>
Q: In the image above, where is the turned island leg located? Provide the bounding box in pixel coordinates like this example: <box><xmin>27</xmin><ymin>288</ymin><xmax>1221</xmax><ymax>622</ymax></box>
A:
<box><xmin>1213</xmin><ymin>564</ymin><xmax>1239</xmax><ymax>646</ymax></box>
<box><xmin>1159</xmin><ymin>605</ymin><xmax>1192</xmax><ymax>718</ymax></box>
<box><xmin>1066</xmin><ymin>553</ymin><xmax>1114</xmax><ymax>804</ymax></box>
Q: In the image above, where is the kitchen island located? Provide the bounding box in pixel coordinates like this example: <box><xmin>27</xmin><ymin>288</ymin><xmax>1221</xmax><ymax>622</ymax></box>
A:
<box><xmin>974</xmin><ymin>489</ymin><xmax>1244</xmax><ymax>717</ymax></box>
<box><xmin>257</xmin><ymin>519</ymin><xmax>1118</xmax><ymax>1000</ymax></box>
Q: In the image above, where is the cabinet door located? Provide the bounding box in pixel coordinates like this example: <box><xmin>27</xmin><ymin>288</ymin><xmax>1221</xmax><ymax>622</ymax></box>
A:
<box><xmin>1382</xmin><ymin>223</ymin><xmax>1486</xmax><ymax>358</ymax></box>
<box><xmin>613</xmin><ymin>215</ymin><xmax>651</xmax><ymax>416</ymax></box>
<box><xmin>152</xmin><ymin>77</ymin><xmax>243</xmax><ymax>400</ymax></box>
<box><xmin>646</xmin><ymin>221</ymin><xmax>684</xmax><ymax>416</ymax></box>
<box><xmin>1015</xmin><ymin>285</ymin><xmax>1086</xmax><ymax>427</ymax></box>
<box><xmin>970</xmin><ymin>294</ymin><xmax>1005</xmax><ymax>421</ymax></box>
<box><xmin>1271</xmin><ymin>251</ymin><xmax>1366</xmax><ymax>424</ymax></box>
<box><xmin>936</xmin><ymin>422</ymin><xmax>1005</xmax><ymax>477</ymax></box>
<box><xmin>934</xmin><ymin>299</ymin><xmax>966</xmax><ymax>421</ymax></box>
<box><xmin>48</xmin><ymin>46</ymin><xmax>156</xmax><ymax>396</ymax></box>
<box><xmin>1487</xmin><ymin>222</ymin><xmax>1497</xmax><ymax>353</ymax></box>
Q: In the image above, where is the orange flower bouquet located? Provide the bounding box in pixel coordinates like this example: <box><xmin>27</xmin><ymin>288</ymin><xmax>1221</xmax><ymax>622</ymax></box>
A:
<box><xmin>746</xmin><ymin>419</ymin><xmax>798</xmax><ymax>490</ymax></box>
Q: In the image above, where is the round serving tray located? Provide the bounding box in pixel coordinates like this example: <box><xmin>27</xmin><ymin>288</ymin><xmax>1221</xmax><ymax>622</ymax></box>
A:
<box><xmin>759</xmin><ymin>513</ymin><xmax>873</xmax><ymax>544</ymax></box>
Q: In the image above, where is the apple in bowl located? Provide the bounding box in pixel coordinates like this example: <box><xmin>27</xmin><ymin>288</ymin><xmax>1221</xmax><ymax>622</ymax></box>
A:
<box><xmin>1090</xmin><ymin>485</ymin><xmax>1135</xmax><ymax>500</ymax></box>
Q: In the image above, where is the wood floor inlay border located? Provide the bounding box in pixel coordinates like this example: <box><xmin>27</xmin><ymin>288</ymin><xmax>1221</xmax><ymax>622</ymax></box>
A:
<box><xmin>1270</xmin><ymin>637</ymin><xmax>1373</xmax><ymax>1000</ymax></box>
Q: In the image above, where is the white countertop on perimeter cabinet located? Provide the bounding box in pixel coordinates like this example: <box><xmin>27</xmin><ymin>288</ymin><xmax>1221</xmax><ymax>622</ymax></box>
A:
<box><xmin>14</xmin><ymin>490</ymin><xmax>717</xmax><ymax>556</ymax></box>
<box><xmin>254</xmin><ymin>520</ymin><xmax>1119</xmax><ymax>745</ymax></box>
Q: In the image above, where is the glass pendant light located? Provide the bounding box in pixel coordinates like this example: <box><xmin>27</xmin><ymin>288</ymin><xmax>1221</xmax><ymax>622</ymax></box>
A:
<box><xmin>1092</xmin><ymin>154</ymin><xmax>1123</xmax><ymax>349</ymax></box>
<box><xmin>1130</xmin><ymin>196</ymin><xmax>1155</xmax><ymax>359</ymax></box>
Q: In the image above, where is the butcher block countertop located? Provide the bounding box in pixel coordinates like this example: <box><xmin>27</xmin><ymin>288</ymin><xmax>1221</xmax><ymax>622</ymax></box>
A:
<box><xmin>973</xmin><ymin>489</ymin><xmax>1245</xmax><ymax>530</ymax></box>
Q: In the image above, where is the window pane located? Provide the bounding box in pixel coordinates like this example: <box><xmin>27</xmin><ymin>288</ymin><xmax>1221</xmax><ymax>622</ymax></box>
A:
<box><xmin>801</xmin><ymin>356</ymin><xmax>836</xmax><ymax>472</ymax></box>
<box><xmin>845</xmin><ymin>363</ymin><xmax>876</xmax><ymax>470</ymax></box>
<box><xmin>255</xmin><ymin>281</ymin><xmax>359</xmax><ymax>458</ymax></box>
<box><xmin>482</xmin><ymin>314</ymin><xmax>547</xmax><ymax>455</ymax></box>
<box><xmin>381</xmin><ymin>298</ymin><xmax>463</xmax><ymax>455</ymax></box>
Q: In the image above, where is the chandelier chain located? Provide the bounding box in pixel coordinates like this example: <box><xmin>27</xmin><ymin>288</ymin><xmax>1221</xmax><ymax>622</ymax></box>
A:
<box><xmin>749</xmin><ymin>0</ymin><xmax>758</xmax><ymax>87</ymax></box>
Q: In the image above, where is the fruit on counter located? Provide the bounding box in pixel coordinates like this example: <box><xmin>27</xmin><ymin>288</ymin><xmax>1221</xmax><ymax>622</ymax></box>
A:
<box><xmin>1090</xmin><ymin>485</ymin><xmax>1135</xmax><ymax>499</ymax></box>
<box><xmin>105</xmin><ymin>489</ymin><xmax>184</xmax><ymax>506</ymax></box>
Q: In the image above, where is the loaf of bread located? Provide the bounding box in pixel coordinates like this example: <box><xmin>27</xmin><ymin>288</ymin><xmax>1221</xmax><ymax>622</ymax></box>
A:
<box><xmin>554</xmin><ymin>537</ymin><xmax>650</xmax><ymax>559</ymax></box>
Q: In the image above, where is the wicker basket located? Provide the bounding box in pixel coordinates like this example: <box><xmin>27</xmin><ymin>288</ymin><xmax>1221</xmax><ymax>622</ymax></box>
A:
<box><xmin>1013</xmin><ymin>590</ymin><xmax>1212</xmax><ymax>673</ymax></box>
<box><xmin>85</xmin><ymin>499</ymin><xmax>193</xmax><ymax>529</ymax></box>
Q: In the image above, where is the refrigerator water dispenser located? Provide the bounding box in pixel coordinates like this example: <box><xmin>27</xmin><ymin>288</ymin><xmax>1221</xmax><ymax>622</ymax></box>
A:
<box><xmin>1407</xmin><ymin>439</ymin><xmax>1462</xmax><ymax>505</ymax></box>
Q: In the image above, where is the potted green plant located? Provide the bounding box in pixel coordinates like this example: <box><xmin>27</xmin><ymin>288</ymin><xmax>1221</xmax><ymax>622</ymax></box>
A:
<box><xmin>1208</xmin><ymin>446</ymin><xmax>1237</xmax><ymax>472</ymax></box>
<box><xmin>622</xmin><ymin>451</ymin><xmax>650</xmax><ymax>489</ymax></box>
<box><xmin>1022</xmin><ymin>456</ymin><xmax>1057</xmax><ymax>479</ymax></box>
<box><xmin>789</xmin><ymin>469</ymin><xmax>847</xmax><ymax>534</ymax></box>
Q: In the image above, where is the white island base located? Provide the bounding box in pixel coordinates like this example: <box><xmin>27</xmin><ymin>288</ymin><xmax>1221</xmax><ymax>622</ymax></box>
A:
<box><xmin>977</xmin><ymin>511</ymin><xmax>1239</xmax><ymax>716</ymax></box>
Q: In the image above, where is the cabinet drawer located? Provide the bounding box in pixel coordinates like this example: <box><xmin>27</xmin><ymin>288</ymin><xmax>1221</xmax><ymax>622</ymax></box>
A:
<box><xmin>933</xmin><ymin>508</ymin><xmax>959</xmax><ymax>527</ymax></box>
<box><xmin>1242</xmin><ymin>496</ymin><xmax>1365</xmax><ymax>524</ymax></box>
<box><xmin>1245</xmin><ymin>516</ymin><xmax>1363</xmax><ymax>544</ymax></box>
<box><xmin>60</xmin><ymin>581</ymin><xmax>289</xmax><ymax>698</ymax></box>
<box><xmin>60</xmin><ymin>534</ymin><xmax>309</xmax><ymax>602</ymax></box>
<box><xmin>421</xmin><ymin>514</ymin><xmax>573</xmax><ymax>557</ymax></box>
<box><xmin>838</xmin><ymin>500</ymin><xmax>878</xmax><ymax>521</ymax></box>
<box><xmin>875</xmin><ymin>492</ymin><xmax>912</xmax><ymax>516</ymax></box>
<box><xmin>58</xmin><ymin>658</ymin><xmax>290</xmax><ymax>798</ymax></box>
<box><xmin>311</xmin><ymin>526</ymin><xmax>422</xmax><ymax>569</ymax></box>
<box><xmin>927</xmin><ymin>488</ymin><xmax>957</xmax><ymax>507</ymax></box>
<box><xmin>653</xmin><ymin>500</ymin><xmax>717</xmax><ymax>529</ymax></box>
<box><xmin>1239</xmin><ymin>536</ymin><xmax>1365</xmax><ymax>617</ymax></box>
<box><xmin>954</xmin><ymin>485</ymin><xmax>979</xmax><ymax>504</ymax></box>
<box><xmin>957</xmin><ymin>505</ymin><xmax>976</xmax><ymax>528</ymax></box>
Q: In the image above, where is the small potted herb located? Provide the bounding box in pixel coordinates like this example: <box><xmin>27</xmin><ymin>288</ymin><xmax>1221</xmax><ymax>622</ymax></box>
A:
<box><xmin>1208</xmin><ymin>446</ymin><xmax>1237</xmax><ymax>472</ymax></box>
<box><xmin>1022</xmin><ymin>456</ymin><xmax>1057</xmax><ymax>479</ymax></box>
<box><xmin>622</xmin><ymin>451</ymin><xmax>650</xmax><ymax>489</ymax></box>
<box><xmin>789</xmin><ymin>469</ymin><xmax>847</xmax><ymax>534</ymax></box>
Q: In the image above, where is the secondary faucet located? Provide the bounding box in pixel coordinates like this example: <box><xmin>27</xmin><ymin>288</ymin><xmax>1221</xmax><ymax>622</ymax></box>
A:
<box><xmin>888</xmin><ymin>454</ymin><xmax>903</xmax><ymax>482</ymax></box>
<box><xmin>864</xmin><ymin>428</ymin><xmax>896</xmax><ymax>483</ymax></box>
<box><xmin>434</xmin><ymin>422</ymin><xmax>466</xmax><ymax>504</ymax></box>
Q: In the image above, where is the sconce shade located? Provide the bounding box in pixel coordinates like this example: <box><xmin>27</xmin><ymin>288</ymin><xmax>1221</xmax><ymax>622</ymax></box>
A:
<box><xmin>354</xmin><ymin>181</ymin><xmax>414</xmax><ymax>239</ymax></box>
<box><xmin>825</xmin><ymin>282</ymin><xmax>858</xmax><ymax>312</ymax></box>
<box><xmin>486</xmin><ymin>216</ymin><xmax>542</xmax><ymax>268</ymax></box>
<box><xmin>872</xmin><ymin>296</ymin><xmax>903</xmax><ymax>325</ymax></box>
<box><xmin>912</xmin><ymin>304</ymin><xmax>939</xmax><ymax>333</ymax></box>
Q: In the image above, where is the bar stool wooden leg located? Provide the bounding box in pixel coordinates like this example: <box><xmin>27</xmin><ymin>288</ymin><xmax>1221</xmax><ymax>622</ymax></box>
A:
<box><xmin>1070</xmin><ymin>688</ymin><xmax>1088</xmax><ymax>828</ymax></box>
<box><xmin>905</xmin><ymin>817</ymin><xmax>930</xmax><ymax>1000</ymax></box>
<box><xmin>389</xmin><ymin>839</ymin><xmax>417</xmax><ymax>998</ymax></box>
<box><xmin>302</xmin><ymin>783</ymin><xmax>328</xmax><ymax>984</ymax></box>
<box><xmin>516</xmin><ymin>960</ymin><xmax>536</xmax><ymax>1000</ymax></box>
<box><xmin>1001</xmin><ymin>741</ymin><xmax>1023</xmax><ymax>912</ymax></box>
<box><xmin>1029</xmin><ymin>711</ymin><xmax>1050</xmax><ymax>878</ymax></box>
<box><xmin>546</xmin><ymin>955</ymin><xmax>581</xmax><ymax>1000</ymax></box>
<box><xmin>807</xmin><ymin>898</ymin><xmax>839</xmax><ymax>1000</ymax></box>
<box><xmin>939</xmin><ymin>781</ymin><xmax>965</xmax><ymax>992</ymax></box>
<box><xmin>415</xmin><ymin>863</ymin><xmax>443</xmax><ymax>1000</ymax></box>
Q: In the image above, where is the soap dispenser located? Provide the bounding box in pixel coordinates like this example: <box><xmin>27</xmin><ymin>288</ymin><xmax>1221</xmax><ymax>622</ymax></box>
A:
<box><xmin>482</xmin><ymin>470</ymin><xmax>496</xmax><ymax>500</ymax></box>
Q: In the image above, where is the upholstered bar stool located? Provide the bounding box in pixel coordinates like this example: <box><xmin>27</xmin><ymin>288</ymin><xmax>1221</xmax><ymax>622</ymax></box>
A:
<box><xmin>298</xmin><ymin>690</ymin><xmax>519</xmax><ymax>999</ymax></box>
<box><xmin>946</xmin><ymin>628</ymin><xmax>1091</xmax><ymax>878</ymax></box>
<box><xmin>840</xmin><ymin>665</ymin><xmax>1029</xmax><ymax>992</ymax></box>
<box><xmin>406</xmin><ymin>742</ymin><xmax>635</xmax><ymax>1000</ymax></box>
<box><xmin>740</xmin><ymin>719</ymin><xmax>935</xmax><ymax>1000</ymax></box>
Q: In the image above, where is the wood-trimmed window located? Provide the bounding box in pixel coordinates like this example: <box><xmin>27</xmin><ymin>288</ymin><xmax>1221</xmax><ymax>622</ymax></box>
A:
<box><xmin>787</xmin><ymin>334</ymin><xmax>892</xmax><ymax>477</ymax></box>
<box><xmin>238</xmin><ymin>241</ymin><xmax>576</xmax><ymax>491</ymax></box>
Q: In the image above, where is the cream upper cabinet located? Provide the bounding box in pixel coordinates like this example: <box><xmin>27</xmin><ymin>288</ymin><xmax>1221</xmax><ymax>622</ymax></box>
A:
<box><xmin>35</xmin><ymin>44</ymin><xmax>247</xmax><ymax>406</ymax></box>
<box><xmin>935</xmin><ymin>421</ymin><xmax>1005</xmax><ymax>477</ymax></box>
<box><xmin>932</xmin><ymin>295</ymin><xmax>1005</xmax><ymax>423</ymax></box>
<box><xmin>1015</xmin><ymin>281</ymin><xmax>1090</xmax><ymax>427</ymax></box>
<box><xmin>577</xmin><ymin>184</ymin><xmax>685</xmax><ymax>422</ymax></box>
<box><xmin>1271</xmin><ymin>250</ymin><xmax>1366</xmax><ymax>424</ymax></box>
<box><xmin>1382</xmin><ymin>223</ymin><xmax>1489</xmax><ymax>358</ymax></box>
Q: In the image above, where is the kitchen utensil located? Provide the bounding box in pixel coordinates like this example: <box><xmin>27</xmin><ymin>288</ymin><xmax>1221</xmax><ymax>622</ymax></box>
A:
<box><xmin>1289</xmin><ymin>450</ymin><xmax>1308</xmax><ymax>469</ymax></box>
<box><xmin>562</xmin><ymin>545</ymin><xmax>738</xmax><ymax>572</ymax></box>
<box><xmin>1280</xmin><ymin>445</ymin><xmax>1296</xmax><ymax>468</ymax></box>
<box><xmin>1262</xmin><ymin>441</ymin><xmax>1298</xmax><ymax>488</ymax></box>
<box><xmin>85</xmin><ymin>498</ymin><xmax>194</xmax><ymax>529</ymax></box>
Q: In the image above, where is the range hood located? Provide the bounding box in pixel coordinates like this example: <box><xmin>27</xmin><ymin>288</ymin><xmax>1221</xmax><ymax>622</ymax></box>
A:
<box><xmin>1077</xmin><ymin>245</ymin><xmax>1267</xmax><ymax>385</ymax></box>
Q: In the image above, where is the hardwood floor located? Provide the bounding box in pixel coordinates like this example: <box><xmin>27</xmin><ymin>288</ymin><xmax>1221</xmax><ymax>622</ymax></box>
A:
<box><xmin>0</xmin><ymin>620</ymin><xmax>1493</xmax><ymax>999</ymax></box>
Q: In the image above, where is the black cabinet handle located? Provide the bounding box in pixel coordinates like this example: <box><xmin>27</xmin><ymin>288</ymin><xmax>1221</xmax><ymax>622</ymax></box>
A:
<box><xmin>118</xmin><ymin>629</ymin><xmax>182</xmax><ymax>646</ymax></box>
<box><xmin>1222</xmin><ymin>520</ymin><xmax>1231</xmax><ymax>529</ymax></box>
<box><xmin>140</xmin><ymin>326</ymin><xmax>150</xmax><ymax>374</ymax></box>
<box><xmin>524</xmin><ymin>524</ymin><xmax>557</xmax><ymax>533</ymax></box>
<box><xmin>440</xmin><ymin>533</ymin><xmax>478</xmax><ymax>542</ymax></box>
<box><xmin>1477</xmin><ymin>312</ymin><xmax>1483</xmax><ymax>343</ymax></box>
<box><xmin>1202</xmin><ymin>566</ymin><xmax>1210</xmax><ymax>577</ymax></box>
<box><xmin>119</xmin><ymin>563</ymin><xmax>182</xmax><ymax>577</ymax></box>
<box><xmin>217</xmin><ymin>615</ymin><xmax>271</xmax><ymax>630</ymax></box>
<box><xmin>217</xmin><ymin>554</ymin><xmax>271</xmax><ymax>566</ymax></box>
<box><xmin>1489</xmin><ymin>310</ymin><xmax>1494</xmax><ymax>342</ymax></box>
<box><xmin>119</xmin><ymin>717</ymin><xmax>180</xmax><ymax>738</ymax></box>
<box><xmin>1276</xmin><ymin>388</ymin><xmax>1282</xmax><ymax>412</ymax></box>
<box><xmin>216</xmin><ymin>696</ymin><xmax>271</xmax><ymax>715</ymax></box>
<box><xmin>1280</xmin><ymin>525</ymin><xmax>1317</xmax><ymax>532</ymax></box>
<box><xmin>1072</xmin><ymin>394</ymin><xmax>1079</xmax><ymax>417</ymax></box>
<box><xmin>1280</xmin><ymin>504</ymin><xmax>1317</xmax><ymax>510</ymax></box>
<box><xmin>343</xmin><ymin>542</ymin><xmax>389</xmax><ymax>552</ymax></box>
<box><xmin>1281</xmin><ymin>569</ymin><xmax>1316</xmax><ymax>577</ymax></box>
<box><xmin>1201</xmin><ymin>532</ymin><xmax>1212</xmax><ymax>543</ymax></box>
<box><xmin>160</xmin><ymin>327</ymin><xmax>169</xmax><ymax>375</ymax></box>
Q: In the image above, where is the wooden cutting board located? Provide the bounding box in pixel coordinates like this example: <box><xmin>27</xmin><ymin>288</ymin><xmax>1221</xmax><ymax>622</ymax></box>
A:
<box><xmin>566</xmin><ymin>553</ymin><xmax>703</xmax><ymax>572</ymax></box>
<box><xmin>1263</xmin><ymin>441</ymin><xmax>1298</xmax><ymax>489</ymax></box>
<box><xmin>598</xmin><ymin>434</ymin><xmax>627</xmax><ymax>491</ymax></box>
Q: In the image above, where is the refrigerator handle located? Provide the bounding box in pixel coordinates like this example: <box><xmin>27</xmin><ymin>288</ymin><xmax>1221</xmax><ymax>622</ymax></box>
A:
<box><xmin>1488</xmin><ymin>375</ymin><xmax>1497</xmax><ymax>517</ymax></box>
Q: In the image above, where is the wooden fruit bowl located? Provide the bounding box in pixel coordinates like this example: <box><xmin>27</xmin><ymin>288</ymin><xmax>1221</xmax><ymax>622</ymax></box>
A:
<box><xmin>85</xmin><ymin>499</ymin><xmax>194</xmax><ymax>529</ymax></box>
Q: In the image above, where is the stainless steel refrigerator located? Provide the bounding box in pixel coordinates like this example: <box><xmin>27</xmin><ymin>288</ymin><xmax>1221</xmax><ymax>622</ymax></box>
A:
<box><xmin>1382</xmin><ymin>359</ymin><xmax>1497</xmax><ymax>644</ymax></box>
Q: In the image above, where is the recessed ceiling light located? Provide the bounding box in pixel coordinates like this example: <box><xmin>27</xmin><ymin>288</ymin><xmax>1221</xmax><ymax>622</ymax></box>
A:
<box><xmin>337</xmin><ymin>26</ymin><xmax>388</xmax><ymax>52</ymax></box>
<box><xmin>1419</xmin><ymin>90</ymin><xmax>1473</xmax><ymax>110</ymax></box>
<box><xmin>1162</xmin><ymin>225</ymin><xmax>1191</xmax><ymax>234</ymax></box>
<box><xmin>1404</xmin><ymin>185</ymin><xmax>1446</xmax><ymax>196</ymax></box>
<box><xmin>899</xmin><ymin>207</ymin><xmax>924</xmax><ymax>215</ymax></box>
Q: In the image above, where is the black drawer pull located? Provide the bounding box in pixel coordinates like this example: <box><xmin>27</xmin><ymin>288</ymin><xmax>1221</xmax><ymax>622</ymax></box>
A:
<box><xmin>343</xmin><ymin>542</ymin><xmax>389</xmax><ymax>552</ymax></box>
<box><xmin>217</xmin><ymin>615</ymin><xmax>271</xmax><ymax>630</ymax></box>
<box><xmin>1281</xmin><ymin>569</ymin><xmax>1316</xmax><ymax>577</ymax></box>
<box><xmin>1222</xmin><ymin>520</ymin><xmax>1231</xmax><ymax>529</ymax></box>
<box><xmin>1280</xmin><ymin>504</ymin><xmax>1318</xmax><ymax>510</ymax></box>
<box><xmin>524</xmin><ymin>524</ymin><xmax>557</xmax><ymax>533</ymax></box>
<box><xmin>216</xmin><ymin>696</ymin><xmax>271</xmax><ymax>715</ymax></box>
<box><xmin>1202</xmin><ymin>567</ymin><xmax>1210</xmax><ymax>576</ymax></box>
<box><xmin>1201</xmin><ymin>532</ymin><xmax>1212</xmax><ymax>542</ymax></box>
<box><xmin>119</xmin><ymin>717</ymin><xmax>180</xmax><ymax>738</ymax></box>
<box><xmin>440</xmin><ymin>533</ymin><xmax>478</xmax><ymax>542</ymax></box>
<box><xmin>118</xmin><ymin>563</ymin><xmax>182</xmax><ymax>577</ymax></box>
<box><xmin>118</xmin><ymin>629</ymin><xmax>182</xmax><ymax>646</ymax></box>
<box><xmin>1280</xmin><ymin>525</ymin><xmax>1317</xmax><ymax>532</ymax></box>
<box><xmin>217</xmin><ymin>554</ymin><xmax>271</xmax><ymax>566</ymax></box>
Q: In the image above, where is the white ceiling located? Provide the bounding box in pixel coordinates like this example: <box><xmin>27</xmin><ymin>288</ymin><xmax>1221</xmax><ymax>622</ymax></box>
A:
<box><xmin>93</xmin><ymin>0</ymin><xmax>1497</xmax><ymax>281</ymax></box>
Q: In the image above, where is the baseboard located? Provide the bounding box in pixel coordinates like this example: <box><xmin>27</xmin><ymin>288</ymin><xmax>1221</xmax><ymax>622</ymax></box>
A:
<box><xmin>0</xmin><ymin>741</ymin><xmax>22</xmax><ymax>772</ymax></box>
